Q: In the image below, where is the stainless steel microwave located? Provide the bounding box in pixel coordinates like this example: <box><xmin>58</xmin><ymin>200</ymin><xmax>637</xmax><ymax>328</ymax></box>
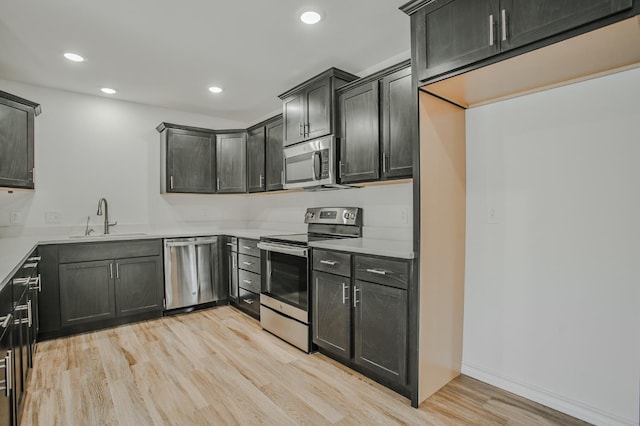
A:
<box><xmin>283</xmin><ymin>136</ymin><xmax>336</xmax><ymax>190</ymax></box>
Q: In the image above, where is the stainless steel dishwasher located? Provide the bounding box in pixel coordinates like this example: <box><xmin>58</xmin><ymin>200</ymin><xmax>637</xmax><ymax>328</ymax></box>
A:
<box><xmin>164</xmin><ymin>236</ymin><xmax>221</xmax><ymax>311</ymax></box>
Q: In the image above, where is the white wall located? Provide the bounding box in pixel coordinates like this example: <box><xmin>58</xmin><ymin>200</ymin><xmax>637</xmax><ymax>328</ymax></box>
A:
<box><xmin>0</xmin><ymin>81</ymin><xmax>412</xmax><ymax>238</ymax></box>
<box><xmin>464</xmin><ymin>68</ymin><xmax>640</xmax><ymax>426</ymax></box>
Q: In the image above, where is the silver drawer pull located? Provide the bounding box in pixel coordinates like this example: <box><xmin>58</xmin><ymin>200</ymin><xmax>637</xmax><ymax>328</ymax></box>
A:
<box><xmin>226</xmin><ymin>243</ymin><xmax>235</xmax><ymax>247</ymax></box>
<box><xmin>12</xmin><ymin>278</ymin><xmax>29</xmax><ymax>285</ymax></box>
<box><xmin>243</xmin><ymin>298</ymin><xmax>254</xmax><ymax>305</ymax></box>
<box><xmin>242</xmin><ymin>261</ymin><xmax>253</xmax><ymax>266</ymax></box>
<box><xmin>242</xmin><ymin>246</ymin><xmax>253</xmax><ymax>250</ymax></box>
<box><xmin>342</xmin><ymin>283</ymin><xmax>349</xmax><ymax>305</ymax></box>
<box><xmin>23</xmin><ymin>262</ymin><xmax>38</xmax><ymax>269</ymax></box>
<box><xmin>366</xmin><ymin>268</ymin><xmax>387</xmax><ymax>275</ymax></box>
<box><xmin>0</xmin><ymin>314</ymin><xmax>12</xmax><ymax>329</ymax></box>
<box><xmin>242</xmin><ymin>280</ymin><xmax>253</xmax><ymax>284</ymax></box>
<box><xmin>320</xmin><ymin>260</ymin><xmax>337</xmax><ymax>266</ymax></box>
<box><xmin>29</xmin><ymin>275</ymin><xmax>41</xmax><ymax>292</ymax></box>
<box><xmin>27</xmin><ymin>256</ymin><xmax>41</xmax><ymax>262</ymax></box>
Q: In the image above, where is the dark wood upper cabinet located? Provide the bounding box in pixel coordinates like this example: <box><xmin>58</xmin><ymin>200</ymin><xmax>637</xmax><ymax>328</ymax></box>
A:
<box><xmin>338</xmin><ymin>81</ymin><xmax>380</xmax><ymax>183</ymax></box>
<box><xmin>265</xmin><ymin>116</ymin><xmax>284</xmax><ymax>191</ymax></box>
<box><xmin>381</xmin><ymin>66</ymin><xmax>413</xmax><ymax>179</ymax></box>
<box><xmin>247</xmin><ymin>126</ymin><xmax>266</xmax><ymax>193</ymax></box>
<box><xmin>216</xmin><ymin>131</ymin><xmax>247</xmax><ymax>193</ymax></box>
<box><xmin>279</xmin><ymin>68</ymin><xmax>359</xmax><ymax>147</ymax></box>
<box><xmin>336</xmin><ymin>60</ymin><xmax>414</xmax><ymax>184</ymax></box>
<box><xmin>0</xmin><ymin>91</ymin><xmax>41</xmax><ymax>189</ymax></box>
<box><xmin>158</xmin><ymin>123</ymin><xmax>216</xmax><ymax>193</ymax></box>
<box><xmin>403</xmin><ymin>0</ymin><xmax>634</xmax><ymax>83</ymax></box>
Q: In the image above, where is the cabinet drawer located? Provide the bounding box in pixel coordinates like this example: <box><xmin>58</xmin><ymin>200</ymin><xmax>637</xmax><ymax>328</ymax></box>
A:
<box><xmin>238</xmin><ymin>239</ymin><xmax>259</xmax><ymax>256</ymax></box>
<box><xmin>59</xmin><ymin>239</ymin><xmax>162</xmax><ymax>263</ymax></box>
<box><xmin>354</xmin><ymin>255</ymin><xmax>409</xmax><ymax>290</ymax></box>
<box><xmin>312</xmin><ymin>250</ymin><xmax>351</xmax><ymax>277</ymax></box>
<box><xmin>238</xmin><ymin>288</ymin><xmax>260</xmax><ymax>318</ymax></box>
<box><xmin>238</xmin><ymin>269</ymin><xmax>261</xmax><ymax>294</ymax></box>
<box><xmin>225</xmin><ymin>236</ymin><xmax>238</xmax><ymax>252</ymax></box>
<box><xmin>238</xmin><ymin>253</ymin><xmax>261</xmax><ymax>275</ymax></box>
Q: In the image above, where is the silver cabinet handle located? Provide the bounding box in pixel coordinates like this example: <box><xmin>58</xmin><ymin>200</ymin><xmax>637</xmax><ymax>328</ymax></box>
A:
<box><xmin>226</xmin><ymin>242</ymin><xmax>234</xmax><ymax>247</ymax></box>
<box><xmin>501</xmin><ymin>9</ymin><xmax>507</xmax><ymax>41</ymax></box>
<box><xmin>170</xmin><ymin>175</ymin><xmax>174</xmax><ymax>190</ymax></box>
<box><xmin>27</xmin><ymin>256</ymin><xmax>41</xmax><ymax>262</ymax></box>
<box><xmin>27</xmin><ymin>300</ymin><xmax>32</xmax><ymax>328</ymax></box>
<box><xmin>259</xmin><ymin>175</ymin><xmax>264</xmax><ymax>188</ymax></box>
<box><xmin>242</xmin><ymin>261</ymin><xmax>254</xmax><ymax>266</ymax></box>
<box><xmin>116</xmin><ymin>263</ymin><xmax>120</xmax><ymax>279</ymax></box>
<box><xmin>366</xmin><ymin>268</ymin><xmax>387</xmax><ymax>275</ymax></box>
<box><xmin>382</xmin><ymin>152</ymin><xmax>387</xmax><ymax>174</ymax></box>
<box><xmin>217</xmin><ymin>178</ymin><xmax>221</xmax><ymax>191</ymax></box>
<box><xmin>109</xmin><ymin>263</ymin><xmax>113</xmax><ymax>279</ymax></box>
<box><xmin>489</xmin><ymin>14</ymin><xmax>494</xmax><ymax>46</ymax></box>
<box><xmin>281</xmin><ymin>170</ymin><xmax>285</xmax><ymax>185</ymax></box>
<box><xmin>353</xmin><ymin>285</ymin><xmax>360</xmax><ymax>308</ymax></box>
<box><xmin>23</xmin><ymin>262</ymin><xmax>38</xmax><ymax>269</ymax></box>
<box><xmin>243</xmin><ymin>298</ymin><xmax>254</xmax><ymax>305</ymax></box>
<box><xmin>320</xmin><ymin>260</ymin><xmax>337</xmax><ymax>266</ymax></box>
<box><xmin>231</xmin><ymin>255</ymin><xmax>236</xmax><ymax>268</ymax></box>
<box><xmin>342</xmin><ymin>283</ymin><xmax>349</xmax><ymax>305</ymax></box>
<box><xmin>299</xmin><ymin>123</ymin><xmax>303</xmax><ymax>136</ymax></box>
<box><xmin>29</xmin><ymin>275</ymin><xmax>41</xmax><ymax>292</ymax></box>
<box><xmin>242</xmin><ymin>246</ymin><xmax>254</xmax><ymax>250</ymax></box>
<box><xmin>12</xmin><ymin>278</ymin><xmax>29</xmax><ymax>285</ymax></box>
<box><xmin>0</xmin><ymin>314</ymin><xmax>12</xmax><ymax>329</ymax></box>
<box><xmin>338</xmin><ymin>161</ymin><xmax>343</xmax><ymax>178</ymax></box>
<box><xmin>242</xmin><ymin>279</ymin><xmax>253</xmax><ymax>284</ymax></box>
<box><xmin>1</xmin><ymin>350</ymin><xmax>12</xmax><ymax>397</ymax></box>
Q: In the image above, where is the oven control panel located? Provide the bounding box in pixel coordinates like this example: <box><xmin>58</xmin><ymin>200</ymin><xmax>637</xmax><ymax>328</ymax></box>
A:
<box><xmin>304</xmin><ymin>207</ymin><xmax>362</xmax><ymax>226</ymax></box>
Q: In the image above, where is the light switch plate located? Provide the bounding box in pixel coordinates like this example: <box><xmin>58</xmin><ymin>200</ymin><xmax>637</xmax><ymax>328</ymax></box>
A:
<box><xmin>9</xmin><ymin>212</ymin><xmax>22</xmax><ymax>225</ymax></box>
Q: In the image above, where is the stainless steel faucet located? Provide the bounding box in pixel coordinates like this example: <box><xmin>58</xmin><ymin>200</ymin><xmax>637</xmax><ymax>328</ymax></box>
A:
<box><xmin>96</xmin><ymin>198</ymin><xmax>117</xmax><ymax>234</ymax></box>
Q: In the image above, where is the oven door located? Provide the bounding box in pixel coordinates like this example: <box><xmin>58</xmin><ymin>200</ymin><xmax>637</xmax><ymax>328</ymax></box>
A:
<box><xmin>257</xmin><ymin>242</ymin><xmax>309</xmax><ymax>323</ymax></box>
<box><xmin>283</xmin><ymin>136</ymin><xmax>335</xmax><ymax>189</ymax></box>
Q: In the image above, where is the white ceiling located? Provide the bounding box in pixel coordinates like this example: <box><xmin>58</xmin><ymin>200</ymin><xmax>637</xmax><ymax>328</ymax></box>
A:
<box><xmin>0</xmin><ymin>0</ymin><xmax>411</xmax><ymax>126</ymax></box>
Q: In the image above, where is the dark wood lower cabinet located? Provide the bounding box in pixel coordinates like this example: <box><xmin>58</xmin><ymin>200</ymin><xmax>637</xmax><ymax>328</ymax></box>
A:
<box><xmin>59</xmin><ymin>260</ymin><xmax>116</xmax><ymax>327</ymax></box>
<box><xmin>114</xmin><ymin>256</ymin><xmax>163</xmax><ymax>317</ymax></box>
<box><xmin>312</xmin><ymin>271</ymin><xmax>350</xmax><ymax>359</ymax></box>
<box><xmin>353</xmin><ymin>279</ymin><xmax>407</xmax><ymax>385</ymax></box>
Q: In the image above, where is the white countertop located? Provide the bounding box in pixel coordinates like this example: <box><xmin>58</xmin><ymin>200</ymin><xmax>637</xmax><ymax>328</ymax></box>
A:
<box><xmin>309</xmin><ymin>238</ymin><xmax>415</xmax><ymax>259</ymax></box>
<box><xmin>0</xmin><ymin>228</ymin><xmax>415</xmax><ymax>291</ymax></box>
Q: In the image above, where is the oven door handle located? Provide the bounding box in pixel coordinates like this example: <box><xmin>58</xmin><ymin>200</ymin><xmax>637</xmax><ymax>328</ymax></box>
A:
<box><xmin>257</xmin><ymin>242</ymin><xmax>308</xmax><ymax>258</ymax></box>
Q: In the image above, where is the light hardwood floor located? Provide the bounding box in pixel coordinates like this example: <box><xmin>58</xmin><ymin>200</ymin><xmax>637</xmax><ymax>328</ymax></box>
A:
<box><xmin>21</xmin><ymin>307</ymin><xmax>588</xmax><ymax>425</ymax></box>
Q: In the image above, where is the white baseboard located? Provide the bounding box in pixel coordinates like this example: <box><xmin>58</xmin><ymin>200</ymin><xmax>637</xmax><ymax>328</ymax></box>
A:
<box><xmin>461</xmin><ymin>363</ymin><xmax>637</xmax><ymax>426</ymax></box>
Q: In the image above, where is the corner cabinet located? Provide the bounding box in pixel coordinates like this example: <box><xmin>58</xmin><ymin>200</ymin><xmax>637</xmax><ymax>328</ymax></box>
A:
<box><xmin>246</xmin><ymin>115</ymin><xmax>283</xmax><ymax>193</ymax></box>
<box><xmin>265</xmin><ymin>116</ymin><xmax>284</xmax><ymax>191</ymax></box>
<box><xmin>157</xmin><ymin>123</ymin><xmax>216</xmax><ymax>193</ymax></box>
<box><xmin>216</xmin><ymin>131</ymin><xmax>247</xmax><ymax>193</ymax></box>
<box><xmin>0</xmin><ymin>91</ymin><xmax>41</xmax><ymax>190</ymax></box>
<box><xmin>246</xmin><ymin>126</ymin><xmax>266</xmax><ymax>193</ymax></box>
<box><xmin>311</xmin><ymin>249</ymin><xmax>412</xmax><ymax>396</ymax></box>
<box><xmin>337</xmin><ymin>61</ymin><xmax>414</xmax><ymax>184</ymax></box>
<box><xmin>404</xmin><ymin>0</ymin><xmax>635</xmax><ymax>82</ymax></box>
<box><xmin>279</xmin><ymin>68</ymin><xmax>359</xmax><ymax>147</ymax></box>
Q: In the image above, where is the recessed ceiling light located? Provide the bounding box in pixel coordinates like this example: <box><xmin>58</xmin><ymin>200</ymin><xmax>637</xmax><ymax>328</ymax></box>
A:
<box><xmin>101</xmin><ymin>88</ymin><xmax>117</xmax><ymax>94</ymax></box>
<box><xmin>208</xmin><ymin>86</ymin><xmax>223</xmax><ymax>94</ymax></box>
<box><xmin>300</xmin><ymin>11</ymin><xmax>322</xmax><ymax>25</ymax></box>
<box><xmin>63</xmin><ymin>52</ymin><xmax>85</xmax><ymax>62</ymax></box>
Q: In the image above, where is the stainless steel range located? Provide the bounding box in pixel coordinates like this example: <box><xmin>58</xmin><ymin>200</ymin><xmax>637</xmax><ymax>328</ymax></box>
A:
<box><xmin>257</xmin><ymin>207</ymin><xmax>362</xmax><ymax>352</ymax></box>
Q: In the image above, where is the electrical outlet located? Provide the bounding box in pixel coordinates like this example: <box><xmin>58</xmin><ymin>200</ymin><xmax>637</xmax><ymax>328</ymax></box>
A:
<box><xmin>10</xmin><ymin>212</ymin><xmax>22</xmax><ymax>225</ymax></box>
<box><xmin>400</xmin><ymin>207</ymin><xmax>409</xmax><ymax>225</ymax></box>
<box><xmin>487</xmin><ymin>206</ymin><xmax>499</xmax><ymax>224</ymax></box>
<box><xmin>45</xmin><ymin>211</ymin><xmax>62</xmax><ymax>224</ymax></box>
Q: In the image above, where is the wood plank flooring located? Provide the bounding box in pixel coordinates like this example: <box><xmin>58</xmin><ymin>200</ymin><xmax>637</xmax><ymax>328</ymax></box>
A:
<box><xmin>21</xmin><ymin>306</ymin><xmax>589</xmax><ymax>425</ymax></box>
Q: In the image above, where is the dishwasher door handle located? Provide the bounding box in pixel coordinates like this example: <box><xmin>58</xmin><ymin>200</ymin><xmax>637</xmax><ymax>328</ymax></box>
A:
<box><xmin>165</xmin><ymin>239</ymin><xmax>217</xmax><ymax>247</ymax></box>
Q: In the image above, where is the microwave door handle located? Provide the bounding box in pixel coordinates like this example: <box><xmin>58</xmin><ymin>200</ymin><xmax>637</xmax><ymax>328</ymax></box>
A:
<box><xmin>312</xmin><ymin>151</ymin><xmax>321</xmax><ymax>180</ymax></box>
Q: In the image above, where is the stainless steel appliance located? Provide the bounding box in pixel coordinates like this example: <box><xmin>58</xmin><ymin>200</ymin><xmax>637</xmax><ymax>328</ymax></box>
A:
<box><xmin>164</xmin><ymin>236</ymin><xmax>221</xmax><ymax>311</ymax></box>
<box><xmin>258</xmin><ymin>207</ymin><xmax>362</xmax><ymax>352</ymax></box>
<box><xmin>283</xmin><ymin>136</ymin><xmax>353</xmax><ymax>190</ymax></box>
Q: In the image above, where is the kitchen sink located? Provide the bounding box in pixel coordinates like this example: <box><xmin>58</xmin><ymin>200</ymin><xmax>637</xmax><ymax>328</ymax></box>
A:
<box><xmin>69</xmin><ymin>232</ymin><xmax>148</xmax><ymax>239</ymax></box>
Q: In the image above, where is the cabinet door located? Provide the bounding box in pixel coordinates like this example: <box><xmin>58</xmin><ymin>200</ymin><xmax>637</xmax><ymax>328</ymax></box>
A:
<box><xmin>353</xmin><ymin>280</ymin><xmax>407</xmax><ymax>385</ymax></box>
<box><xmin>282</xmin><ymin>93</ymin><xmax>305</xmax><ymax>146</ymax></box>
<box><xmin>216</xmin><ymin>133</ymin><xmax>247</xmax><ymax>193</ymax></box>
<box><xmin>305</xmin><ymin>78</ymin><xmax>332</xmax><ymax>140</ymax></box>
<box><xmin>0</xmin><ymin>332</ymin><xmax>11</xmax><ymax>426</ymax></box>
<box><xmin>166</xmin><ymin>128</ymin><xmax>216</xmax><ymax>193</ymax></box>
<box><xmin>0</xmin><ymin>102</ymin><xmax>34</xmax><ymax>189</ymax></box>
<box><xmin>59</xmin><ymin>260</ymin><xmax>116</xmax><ymax>327</ymax></box>
<box><xmin>114</xmin><ymin>256</ymin><xmax>163</xmax><ymax>317</ymax></box>
<box><xmin>339</xmin><ymin>81</ymin><xmax>379</xmax><ymax>183</ymax></box>
<box><xmin>13</xmin><ymin>291</ymin><xmax>29</xmax><ymax>413</ymax></box>
<box><xmin>500</xmin><ymin>0</ymin><xmax>633</xmax><ymax>51</ymax></box>
<box><xmin>381</xmin><ymin>67</ymin><xmax>414</xmax><ymax>180</ymax></box>
<box><xmin>247</xmin><ymin>127</ymin><xmax>266</xmax><ymax>193</ymax></box>
<box><xmin>420</xmin><ymin>0</ymin><xmax>500</xmax><ymax>81</ymax></box>
<box><xmin>312</xmin><ymin>271</ymin><xmax>351</xmax><ymax>359</ymax></box>
<box><xmin>228</xmin><ymin>251</ymin><xmax>238</xmax><ymax>302</ymax></box>
<box><xmin>265</xmin><ymin>118</ymin><xmax>284</xmax><ymax>191</ymax></box>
